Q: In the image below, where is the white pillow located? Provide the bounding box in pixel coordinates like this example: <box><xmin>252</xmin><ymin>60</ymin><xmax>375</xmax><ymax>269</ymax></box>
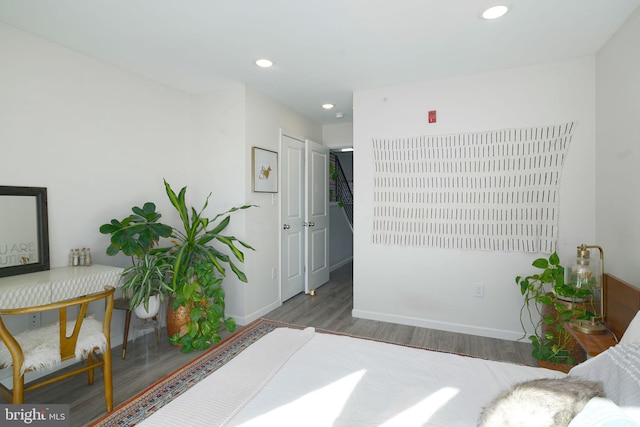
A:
<box><xmin>569</xmin><ymin>343</ymin><xmax>640</xmax><ymax>407</ymax></box>
<box><xmin>568</xmin><ymin>397</ymin><xmax>640</xmax><ymax>427</ymax></box>
<box><xmin>620</xmin><ymin>311</ymin><xmax>640</xmax><ymax>344</ymax></box>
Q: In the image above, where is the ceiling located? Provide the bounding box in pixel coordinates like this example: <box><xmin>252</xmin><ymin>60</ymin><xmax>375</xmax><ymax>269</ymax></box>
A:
<box><xmin>1</xmin><ymin>1</ymin><xmax>638</xmax><ymax>124</ymax></box>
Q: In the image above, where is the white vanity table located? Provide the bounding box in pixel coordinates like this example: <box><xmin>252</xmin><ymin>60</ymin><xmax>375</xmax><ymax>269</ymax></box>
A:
<box><xmin>0</xmin><ymin>265</ymin><xmax>124</xmax><ymax>387</ymax></box>
<box><xmin>0</xmin><ymin>264</ymin><xmax>123</xmax><ymax>309</ymax></box>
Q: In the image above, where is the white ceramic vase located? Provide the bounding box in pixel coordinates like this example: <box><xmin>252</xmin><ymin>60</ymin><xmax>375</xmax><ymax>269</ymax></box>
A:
<box><xmin>133</xmin><ymin>294</ymin><xmax>161</xmax><ymax>319</ymax></box>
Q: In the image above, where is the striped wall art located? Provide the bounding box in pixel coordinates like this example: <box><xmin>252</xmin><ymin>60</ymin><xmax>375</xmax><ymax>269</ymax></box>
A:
<box><xmin>372</xmin><ymin>122</ymin><xmax>576</xmax><ymax>253</ymax></box>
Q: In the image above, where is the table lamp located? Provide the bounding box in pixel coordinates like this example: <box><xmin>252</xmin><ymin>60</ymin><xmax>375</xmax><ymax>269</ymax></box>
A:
<box><xmin>567</xmin><ymin>244</ymin><xmax>607</xmax><ymax>334</ymax></box>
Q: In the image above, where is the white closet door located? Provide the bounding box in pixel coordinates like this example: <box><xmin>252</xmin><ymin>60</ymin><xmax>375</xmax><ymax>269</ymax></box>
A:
<box><xmin>305</xmin><ymin>139</ymin><xmax>330</xmax><ymax>293</ymax></box>
<box><xmin>280</xmin><ymin>134</ymin><xmax>305</xmax><ymax>301</ymax></box>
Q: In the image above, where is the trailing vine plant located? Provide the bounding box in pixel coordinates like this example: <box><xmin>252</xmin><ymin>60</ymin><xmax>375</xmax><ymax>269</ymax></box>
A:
<box><xmin>516</xmin><ymin>252</ymin><xmax>596</xmax><ymax>364</ymax></box>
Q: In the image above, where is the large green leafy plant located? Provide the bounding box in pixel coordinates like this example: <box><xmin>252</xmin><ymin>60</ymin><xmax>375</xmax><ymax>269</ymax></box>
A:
<box><xmin>163</xmin><ymin>180</ymin><xmax>255</xmax><ymax>352</ymax></box>
<box><xmin>100</xmin><ymin>202</ymin><xmax>172</xmax><ymax>260</ymax></box>
<box><xmin>99</xmin><ymin>203</ymin><xmax>173</xmax><ymax>311</ymax></box>
<box><xmin>516</xmin><ymin>252</ymin><xmax>595</xmax><ymax>364</ymax></box>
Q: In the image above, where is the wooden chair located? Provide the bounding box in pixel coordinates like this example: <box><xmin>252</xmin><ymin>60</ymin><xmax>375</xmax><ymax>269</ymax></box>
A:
<box><xmin>0</xmin><ymin>286</ymin><xmax>115</xmax><ymax>412</ymax></box>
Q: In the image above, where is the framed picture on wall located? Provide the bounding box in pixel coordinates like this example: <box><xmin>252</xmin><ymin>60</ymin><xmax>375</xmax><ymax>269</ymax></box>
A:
<box><xmin>252</xmin><ymin>147</ymin><xmax>278</xmax><ymax>193</ymax></box>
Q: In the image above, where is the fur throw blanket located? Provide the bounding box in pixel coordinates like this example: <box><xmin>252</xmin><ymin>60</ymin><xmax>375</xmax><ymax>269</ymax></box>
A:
<box><xmin>0</xmin><ymin>317</ymin><xmax>107</xmax><ymax>375</ymax></box>
<box><xmin>478</xmin><ymin>377</ymin><xmax>604</xmax><ymax>427</ymax></box>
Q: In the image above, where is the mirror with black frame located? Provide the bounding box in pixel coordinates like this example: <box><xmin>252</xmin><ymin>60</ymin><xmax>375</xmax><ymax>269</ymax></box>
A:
<box><xmin>0</xmin><ymin>186</ymin><xmax>50</xmax><ymax>278</ymax></box>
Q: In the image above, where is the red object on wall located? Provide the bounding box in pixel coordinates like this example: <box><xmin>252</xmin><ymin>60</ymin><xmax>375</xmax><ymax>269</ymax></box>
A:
<box><xmin>428</xmin><ymin>110</ymin><xmax>436</xmax><ymax>123</ymax></box>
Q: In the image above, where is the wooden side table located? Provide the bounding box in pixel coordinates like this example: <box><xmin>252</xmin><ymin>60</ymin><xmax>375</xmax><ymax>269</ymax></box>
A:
<box><xmin>564</xmin><ymin>323</ymin><xmax>618</xmax><ymax>358</ymax></box>
<box><xmin>114</xmin><ymin>297</ymin><xmax>159</xmax><ymax>359</ymax></box>
<box><xmin>114</xmin><ymin>297</ymin><xmax>133</xmax><ymax>359</ymax></box>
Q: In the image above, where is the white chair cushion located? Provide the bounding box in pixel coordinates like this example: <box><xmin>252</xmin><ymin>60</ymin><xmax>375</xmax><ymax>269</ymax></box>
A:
<box><xmin>0</xmin><ymin>318</ymin><xmax>107</xmax><ymax>375</ymax></box>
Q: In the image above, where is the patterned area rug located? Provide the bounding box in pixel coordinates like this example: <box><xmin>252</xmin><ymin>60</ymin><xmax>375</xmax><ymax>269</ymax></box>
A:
<box><xmin>89</xmin><ymin>318</ymin><xmax>303</xmax><ymax>427</ymax></box>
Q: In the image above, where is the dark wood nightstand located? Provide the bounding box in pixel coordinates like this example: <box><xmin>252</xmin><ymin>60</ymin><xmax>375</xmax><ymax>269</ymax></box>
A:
<box><xmin>564</xmin><ymin>323</ymin><xmax>618</xmax><ymax>358</ymax></box>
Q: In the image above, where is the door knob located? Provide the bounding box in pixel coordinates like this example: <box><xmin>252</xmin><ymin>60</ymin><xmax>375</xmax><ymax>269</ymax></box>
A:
<box><xmin>283</xmin><ymin>224</ymin><xmax>290</xmax><ymax>230</ymax></box>
<box><xmin>308</xmin><ymin>222</ymin><xmax>315</xmax><ymax>227</ymax></box>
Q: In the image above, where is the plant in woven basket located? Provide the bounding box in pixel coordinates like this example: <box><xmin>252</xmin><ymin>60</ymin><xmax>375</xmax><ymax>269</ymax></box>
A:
<box><xmin>163</xmin><ymin>180</ymin><xmax>255</xmax><ymax>353</ymax></box>
<box><xmin>168</xmin><ymin>258</ymin><xmax>231</xmax><ymax>351</ymax></box>
<box><xmin>516</xmin><ymin>252</ymin><xmax>596</xmax><ymax>365</ymax></box>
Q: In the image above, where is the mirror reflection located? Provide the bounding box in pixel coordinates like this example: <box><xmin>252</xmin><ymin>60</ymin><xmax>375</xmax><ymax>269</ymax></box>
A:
<box><xmin>0</xmin><ymin>196</ymin><xmax>39</xmax><ymax>266</ymax></box>
<box><xmin>0</xmin><ymin>186</ymin><xmax>50</xmax><ymax>277</ymax></box>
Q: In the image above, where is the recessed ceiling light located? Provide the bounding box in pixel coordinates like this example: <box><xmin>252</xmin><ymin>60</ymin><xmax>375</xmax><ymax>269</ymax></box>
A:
<box><xmin>335</xmin><ymin>113</ymin><xmax>344</xmax><ymax>119</ymax></box>
<box><xmin>255</xmin><ymin>58</ymin><xmax>274</xmax><ymax>68</ymax></box>
<box><xmin>322</xmin><ymin>103</ymin><xmax>335</xmax><ymax>110</ymax></box>
<box><xmin>482</xmin><ymin>5</ymin><xmax>509</xmax><ymax>20</ymax></box>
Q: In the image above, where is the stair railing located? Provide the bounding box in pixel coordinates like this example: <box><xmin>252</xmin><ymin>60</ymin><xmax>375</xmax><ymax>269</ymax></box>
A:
<box><xmin>330</xmin><ymin>153</ymin><xmax>353</xmax><ymax>227</ymax></box>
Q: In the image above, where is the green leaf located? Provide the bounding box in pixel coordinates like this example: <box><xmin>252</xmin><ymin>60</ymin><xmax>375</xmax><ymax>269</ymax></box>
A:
<box><xmin>105</xmin><ymin>244</ymin><xmax>120</xmax><ymax>256</ymax></box>
<box><xmin>519</xmin><ymin>282</ymin><xmax>528</xmax><ymax>295</ymax></box>
<box><xmin>187</xmin><ymin>321</ymin><xmax>199</xmax><ymax>338</ymax></box>
<box><xmin>559</xmin><ymin>310</ymin><xmax>574</xmax><ymax>320</ymax></box>
<box><xmin>164</xmin><ymin>179</ymin><xmax>189</xmax><ymax>232</ymax></box>
<box><xmin>542</xmin><ymin>316</ymin><xmax>555</xmax><ymax>325</ymax></box>
<box><xmin>190</xmin><ymin>307</ymin><xmax>203</xmax><ymax>322</ymax></box>
<box><xmin>200</xmin><ymin>319</ymin><xmax>212</xmax><ymax>336</ymax></box>
<box><xmin>99</xmin><ymin>223</ymin><xmax>119</xmax><ymax>234</ymax></box>
<box><xmin>216</xmin><ymin>236</ymin><xmax>245</xmax><ymax>262</ymax></box>
<box><xmin>537</xmin><ymin>295</ymin><xmax>553</xmax><ymax>305</ymax></box>
<box><xmin>209</xmin><ymin>215</ymin><xmax>231</xmax><ymax>235</ymax></box>
<box><xmin>237</xmin><ymin>239</ymin><xmax>255</xmax><ymax>250</ymax></box>
<box><xmin>170</xmin><ymin>244</ymin><xmax>189</xmax><ymax>288</ymax></box>
<box><xmin>532</xmin><ymin>258</ymin><xmax>549</xmax><ymax>269</ymax></box>
<box><xmin>224</xmin><ymin>317</ymin><xmax>236</xmax><ymax>332</ymax></box>
<box><xmin>229</xmin><ymin>261</ymin><xmax>248</xmax><ymax>283</ymax></box>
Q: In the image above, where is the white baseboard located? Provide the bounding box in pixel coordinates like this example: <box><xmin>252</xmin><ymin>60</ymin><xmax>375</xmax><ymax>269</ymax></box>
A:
<box><xmin>231</xmin><ymin>300</ymin><xmax>282</xmax><ymax>327</ymax></box>
<box><xmin>352</xmin><ymin>309</ymin><xmax>524</xmax><ymax>342</ymax></box>
<box><xmin>330</xmin><ymin>256</ymin><xmax>353</xmax><ymax>272</ymax></box>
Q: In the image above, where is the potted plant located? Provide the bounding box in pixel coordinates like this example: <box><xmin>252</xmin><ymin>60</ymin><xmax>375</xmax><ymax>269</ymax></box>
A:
<box><xmin>162</xmin><ymin>180</ymin><xmax>255</xmax><ymax>353</ymax></box>
<box><xmin>121</xmin><ymin>252</ymin><xmax>173</xmax><ymax>317</ymax></box>
<box><xmin>516</xmin><ymin>252</ymin><xmax>596</xmax><ymax>371</ymax></box>
<box><xmin>99</xmin><ymin>202</ymin><xmax>173</xmax><ymax>314</ymax></box>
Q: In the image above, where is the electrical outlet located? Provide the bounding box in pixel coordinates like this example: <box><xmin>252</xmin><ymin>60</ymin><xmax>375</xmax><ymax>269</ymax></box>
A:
<box><xmin>473</xmin><ymin>283</ymin><xmax>485</xmax><ymax>298</ymax></box>
<box><xmin>28</xmin><ymin>312</ymin><xmax>41</xmax><ymax>329</ymax></box>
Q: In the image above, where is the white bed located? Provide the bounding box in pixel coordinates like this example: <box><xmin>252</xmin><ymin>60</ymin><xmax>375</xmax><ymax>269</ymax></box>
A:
<box><xmin>137</xmin><ymin>321</ymin><xmax>640</xmax><ymax>427</ymax></box>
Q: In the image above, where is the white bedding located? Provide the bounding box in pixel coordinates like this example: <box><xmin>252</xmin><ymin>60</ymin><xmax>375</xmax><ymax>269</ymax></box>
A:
<box><xmin>226</xmin><ymin>330</ymin><xmax>564</xmax><ymax>427</ymax></box>
<box><xmin>138</xmin><ymin>327</ymin><xmax>316</xmax><ymax>426</ymax></box>
<box><xmin>569</xmin><ymin>343</ymin><xmax>640</xmax><ymax>408</ymax></box>
<box><xmin>142</xmin><ymin>327</ymin><xmax>565</xmax><ymax>427</ymax></box>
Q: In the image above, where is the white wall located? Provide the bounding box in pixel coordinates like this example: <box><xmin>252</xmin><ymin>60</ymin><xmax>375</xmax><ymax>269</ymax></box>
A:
<box><xmin>187</xmin><ymin>86</ymin><xmax>249</xmax><ymax>323</ymax></box>
<box><xmin>236</xmin><ymin>87</ymin><xmax>322</xmax><ymax>323</ymax></box>
<box><xmin>353</xmin><ymin>57</ymin><xmax>597</xmax><ymax>340</ymax></box>
<box><xmin>330</xmin><ymin>203</ymin><xmax>353</xmax><ymax>270</ymax></box>
<box><xmin>0</xmin><ymin>23</ymin><xmax>192</xmax><ymax>266</ymax></box>
<box><xmin>323</xmin><ymin>122</ymin><xmax>354</xmax><ymax>149</ymax></box>
<box><xmin>0</xmin><ymin>22</ymin><xmax>192</xmax><ymax>346</ymax></box>
<box><xmin>0</xmin><ymin>22</ymin><xmax>323</xmax><ymax>344</ymax></box>
<box><xmin>596</xmin><ymin>8</ymin><xmax>640</xmax><ymax>285</ymax></box>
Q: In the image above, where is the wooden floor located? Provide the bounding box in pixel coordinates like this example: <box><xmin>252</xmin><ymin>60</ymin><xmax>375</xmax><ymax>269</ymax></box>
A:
<box><xmin>263</xmin><ymin>261</ymin><xmax>536</xmax><ymax>365</ymax></box>
<box><xmin>22</xmin><ymin>261</ymin><xmax>535</xmax><ymax>426</ymax></box>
